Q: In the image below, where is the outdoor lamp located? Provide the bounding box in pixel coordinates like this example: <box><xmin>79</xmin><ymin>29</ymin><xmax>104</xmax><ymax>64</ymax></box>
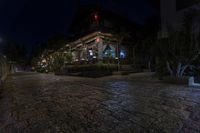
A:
<box><xmin>42</xmin><ymin>59</ymin><xmax>47</xmax><ymax>63</ymax></box>
<box><xmin>89</xmin><ymin>50</ymin><xmax>93</xmax><ymax>56</ymax></box>
<box><xmin>96</xmin><ymin>38</ymin><xmax>101</xmax><ymax>43</ymax></box>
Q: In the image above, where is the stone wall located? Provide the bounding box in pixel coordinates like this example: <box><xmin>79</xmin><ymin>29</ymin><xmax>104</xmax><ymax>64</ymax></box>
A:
<box><xmin>0</xmin><ymin>54</ymin><xmax>9</xmax><ymax>82</ymax></box>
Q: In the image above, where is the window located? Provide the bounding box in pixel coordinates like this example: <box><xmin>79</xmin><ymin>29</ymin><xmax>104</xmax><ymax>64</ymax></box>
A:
<box><xmin>120</xmin><ymin>50</ymin><xmax>126</xmax><ymax>59</ymax></box>
<box><xmin>120</xmin><ymin>47</ymin><xmax>126</xmax><ymax>59</ymax></box>
<box><xmin>103</xmin><ymin>45</ymin><xmax>116</xmax><ymax>58</ymax></box>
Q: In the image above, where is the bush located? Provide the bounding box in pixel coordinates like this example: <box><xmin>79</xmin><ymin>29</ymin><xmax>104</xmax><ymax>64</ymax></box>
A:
<box><xmin>64</xmin><ymin>64</ymin><xmax>118</xmax><ymax>73</ymax></box>
<box><xmin>57</xmin><ymin>64</ymin><xmax>118</xmax><ymax>77</ymax></box>
<box><xmin>163</xmin><ymin>76</ymin><xmax>188</xmax><ymax>85</ymax></box>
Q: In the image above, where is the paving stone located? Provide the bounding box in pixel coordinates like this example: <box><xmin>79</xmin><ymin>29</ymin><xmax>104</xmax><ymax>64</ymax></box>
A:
<box><xmin>0</xmin><ymin>72</ymin><xmax>200</xmax><ymax>132</ymax></box>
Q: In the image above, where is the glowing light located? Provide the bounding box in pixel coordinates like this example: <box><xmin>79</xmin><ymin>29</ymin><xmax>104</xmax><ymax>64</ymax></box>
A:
<box><xmin>96</xmin><ymin>38</ymin><xmax>101</xmax><ymax>43</ymax></box>
<box><xmin>42</xmin><ymin>59</ymin><xmax>47</xmax><ymax>63</ymax></box>
<box><xmin>89</xmin><ymin>50</ymin><xmax>93</xmax><ymax>56</ymax></box>
<box><xmin>94</xmin><ymin>14</ymin><xmax>98</xmax><ymax>20</ymax></box>
<box><xmin>120</xmin><ymin>51</ymin><xmax>126</xmax><ymax>59</ymax></box>
<box><xmin>92</xmin><ymin>12</ymin><xmax>100</xmax><ymax>22</ymax></box>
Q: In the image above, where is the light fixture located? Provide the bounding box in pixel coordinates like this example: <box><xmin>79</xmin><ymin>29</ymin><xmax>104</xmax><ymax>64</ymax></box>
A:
<box><xmin>89</xmin><ymin>50</ymin><xmax>93</xmax><ymax>56</ymax></box>
<box><xmin>96</xmin><ymin>37</ymin><xmax>101</xmax><ymax>43</ymax></box>
<box><xmin>42</xmin><ymin>59</ymin><xmax>47</xmax><ymax>63</ymax></box>
<box><xmin>120</xmin><ymin>51</ymin><xmax>126</xmax><ymax>58</ymax></box>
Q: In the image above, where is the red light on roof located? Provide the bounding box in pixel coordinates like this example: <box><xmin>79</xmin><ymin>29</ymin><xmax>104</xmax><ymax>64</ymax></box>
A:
<box><xmin>96</xmin><ymin>38</ymin><xmax>101</xmax><ymax>43</ymax></box>
<box><xmin>91</xmin><ymin>12</ymin><xmax>100</xmax><ymax>22</ymax></box>
<box><xmin>94</xmin><ymin>14</ymin><xmax>98</xmax><ymax>21</ymax></box>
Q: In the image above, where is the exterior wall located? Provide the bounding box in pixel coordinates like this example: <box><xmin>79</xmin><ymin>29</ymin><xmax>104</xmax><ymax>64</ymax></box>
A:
<box><xmin>160</xmin><ymin>0</ymin><xmax>200</xmax><ymax>38</ymax></box>
<box><xmin>0</xmin><ymin>54</ymin><xmax>16</xmax><ymax>83</ymax></box>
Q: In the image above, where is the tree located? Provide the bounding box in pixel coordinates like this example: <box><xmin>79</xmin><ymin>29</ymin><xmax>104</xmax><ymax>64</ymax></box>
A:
<box><xmin>46</xmin><ymin>33</ymin><xmax>67</xmax><ymax>50</ymax></box>
<box><xmin>155</xmin><ymin>9</ymin><xmax>200</xmax><ymax>78</ymax></box>
<box><xmin>63</xmin><ymin>52</ymin><xmax>73</xmax><ymax>64</ymax></box>
<box><xmin>53</xmin><ymin>53</ymin><xmax>65</xmax><ymax>72</ymax></box>
<box><xmin>52</xmin><ymin>52</ymin><xmax>73</xmax><ymax>72</ymax></box>
<box><xmin>3</xmin><ymin>40</ymin><xmax>27</xmax><ymax>66</ymax></box>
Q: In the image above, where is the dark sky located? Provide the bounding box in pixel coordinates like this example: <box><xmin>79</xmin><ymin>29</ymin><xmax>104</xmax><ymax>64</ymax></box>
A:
<box><xmin>0</xmin><ymin>0</ymin><xmax>157</xmax><ymax>49</ymax></box>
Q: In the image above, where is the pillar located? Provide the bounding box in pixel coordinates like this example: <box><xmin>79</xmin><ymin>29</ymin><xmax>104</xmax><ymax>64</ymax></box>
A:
<box><xmin>97</xmin><ymin>38</ymin><xmax>103</xmax><ymax>60</ymax></box>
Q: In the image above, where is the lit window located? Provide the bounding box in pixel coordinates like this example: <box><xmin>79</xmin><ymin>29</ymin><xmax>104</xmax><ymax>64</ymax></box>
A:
<box><xmin>120</xmin><ymin>50</ymin><xmax>126</xmax><ymax>59</ymax></box>
<box><xmin>89</xmin><ymin>50</ymin><xmax>93</xmax><ymax>56</ymax></box>
<box><xmin>103</xmin><ymin>45</ymin><xmax>116</xmax><ymax>58</ymax></box>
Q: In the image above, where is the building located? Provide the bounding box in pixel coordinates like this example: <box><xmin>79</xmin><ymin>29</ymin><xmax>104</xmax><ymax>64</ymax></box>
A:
<box><xmin>37</xmin><ymin>5</ymin><xmax>159</xmax><ymax>74</ymax></box>
<box><xmin>38</xmin><ymin>5</ymin><xmax>143</xmax><ymax>71</ymax></box>
<box><xmin>66</xmin><ymin>5</ymin><xmax>141</xmax><ymax>64</ymax></box>
<box><xmin>60</xmin><ymin>32</ymin><xmax>119</xmax><ymax>62</ymax></box>
<box><xmin>160</xmin><ymin>0</ymin><xmax>200</xmax><ymax>38</ymax></box>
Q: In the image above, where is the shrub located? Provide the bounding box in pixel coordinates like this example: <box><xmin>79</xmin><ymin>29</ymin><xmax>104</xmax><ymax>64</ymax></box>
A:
<box><xmin>58</xmin><ymin>63</ymin><xmax>118</xmax><ymax>77</ymax></box>
<box><xmin>163</xmin><ymin>76</ymin><xmax>188</xmax><ymax>85</ymax></box>
<box><xmin>64</xmin><ymin>64</ymin><xmax>117</xmax><ymax>73</ymax></box>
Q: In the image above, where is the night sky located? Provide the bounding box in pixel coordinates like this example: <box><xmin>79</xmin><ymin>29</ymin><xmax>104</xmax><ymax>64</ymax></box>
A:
<box><xmin>0</xmin><ymin>0</ymin><xmax>157</xmax><ymax>49</ymax></box>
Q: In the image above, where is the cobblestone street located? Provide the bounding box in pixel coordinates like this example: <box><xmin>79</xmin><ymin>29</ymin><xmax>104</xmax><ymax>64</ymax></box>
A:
<box><xmin>0</xmin><ymin>72</ymin><xmax>200</xmax><ymax>133</ymax></box>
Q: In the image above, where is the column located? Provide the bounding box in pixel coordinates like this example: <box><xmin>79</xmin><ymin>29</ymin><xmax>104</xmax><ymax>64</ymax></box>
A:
<box><xmin>98</xmin><ymin>38</ymin><xmax>103</xmax><ymax>60</ymax></box>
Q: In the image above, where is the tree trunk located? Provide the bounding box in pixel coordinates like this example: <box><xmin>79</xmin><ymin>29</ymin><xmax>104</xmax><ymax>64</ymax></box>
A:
<box><xmin>176</xmin><ymin>63</ymin><xmax>182</xmax><ymax>77</ymax></box>
<box><xmin>180</xmin><ymin>65</ymin><xmax>189</xmax><ymax>77</ymax></box>
<box><xmin>166</xmin><ymin>61</ymin><xmax>174</xmax><ymax>76</ymax></box>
